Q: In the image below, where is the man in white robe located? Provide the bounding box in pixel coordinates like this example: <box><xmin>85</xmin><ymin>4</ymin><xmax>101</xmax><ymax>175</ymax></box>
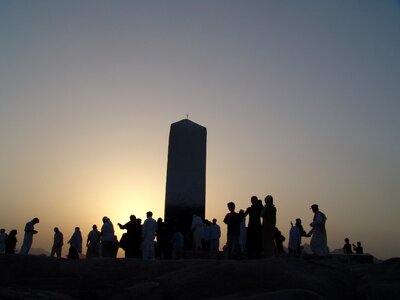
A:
<box><xmin>141</xmin><ymin>211</ymin><xmax>158</xmax><ymax>260</ymax></box>
<box><xmin>20</xmin><ymin>218</ymin><xmax>39</xmax><ymax>255</ymax></box>
<box><xmin>191</xmin><ymin>214</ymin><xmax>204</xmax><ymax>251</ymax></box>
<box><xmin>209</xmin><ymin>218</ymin><xmax>221</xmax><ymax>253</ymax></box>
<box><xmin>101</xmin><ymin>217</ymin><xmax>115</xmax><ymax>258</ymax></box>
<box><xmin>307</xmin><ymin>204</ymin><xmax>329</xmax><ymax>257</ymax></box>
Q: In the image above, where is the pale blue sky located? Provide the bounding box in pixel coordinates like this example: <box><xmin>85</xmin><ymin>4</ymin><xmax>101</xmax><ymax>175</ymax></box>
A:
<box><xmin>1</xmin><ymin>1</ymin><xmax>399</xmax><ymax>259</ymax></box>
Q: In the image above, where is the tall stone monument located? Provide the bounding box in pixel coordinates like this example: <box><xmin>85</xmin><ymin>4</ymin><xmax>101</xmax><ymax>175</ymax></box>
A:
<box><xmin>164</xmin><ymin>119</ymin><xmax>207</xmax><ymax>234</ymax></box>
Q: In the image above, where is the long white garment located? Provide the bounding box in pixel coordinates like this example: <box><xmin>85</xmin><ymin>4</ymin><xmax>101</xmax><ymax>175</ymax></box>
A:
<box><xmin>191</xmin><ymin>215</ymin><xmax>204</xmax><ymax>250</ymax></box>
<box><xmin>69</xmin><ymin>230</ymin><xmax>82</xmax><ymax>253</ymax></box>
<box><xmin>101</xmin><ymin>220</ymin><xmax>115</xmax><ymax>242</ymax></box>
<box><xmin>209</xmin><ymin>224</ymin><xmax>221</xmax><ymax>252</ymax></box>
<box><xmin>309</xmin><ymin>212</ymin><xmax>329</xmax><ymax>256</ymax></box>
<box><xmin>288</xmin><ymin>226</ymin><xmax>301</xmax><ymax>252</ymax></box>
<box><xmin>0</xmin><ymin>232</ymin><xmax>6</xmax><ymax>254</ymax></box>
<box><xmin>20</xmin><ymin>221</ymin><xmax>34</xmax><ymax>254</ymax></box>
<box><xmin>141</xmin><ymin>217</ymin><xmax>158</xmax><ymax>259</ymax></box>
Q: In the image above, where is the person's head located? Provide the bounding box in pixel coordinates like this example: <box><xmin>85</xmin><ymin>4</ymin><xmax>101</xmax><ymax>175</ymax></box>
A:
<box><xmin>75</xmin><ymin>227</ymin><xmax>80</xmax><ymax>231</ymax></box>
<box><xmin>295</xmin><ymin>218</ymin><xmax>302</xmax><ymax>226</ymax></box>
<box><xmin>357</xmin><ymin>241</ymin><xmax>362</xmax><ymax>246</ymax></box>
<box><xmin>54</xmin><ymin>227</ymin><xmax>59</xmax><ymax>233</ymax></box>
<box><xmin>344</xmin><ymin>238</ymin><xmax>350</xmax><ymax>243</ymax></box>
<box><xmin>102</xmin><ymin>216</ymin><xmax>109</xmax><ymax>223</ymax></box>
<box><xmin>251</xmin><ymin>196</ymin><xmax>258</xmax><ymax>205</ymax></box>
<box><xmin>146</xmin><ymin>211</ymin><xmax>153</xmax><ymax>218</ymax></box>
<box><xmin>92</xmin><ymin>224</ymin><xmax>97</xmax><ymax>230</ymax></box>
<box><xmin>137</xmin><ymin>218</ymin><xmax>142</xmax><ymax>225</ymax></box>
<box><xmin>157</xmin><ymin>218</ymin><xmax>163</xmax><ymax>223</ymax></box>
<box><xmin>227</xmin><ymin>202</ymin><xmax>236</xmax><ymax>212</ymax></box>
<box><xmin>311</xmin><ymin>204</ymin><xmax>319</xmax><ymax>213</ymax></box>
<box><xmin>130</xmin><ymin>215</ymin><xmax>136</xmax><ymax>222</ymax></box>
<box><xmin>32</xmin><ymin>217</ymin><xmax>39</xmax><ymax>224</ymax></box>
<box><xmin>10</xmin><ymin>229</ymin><xmax>17</xmax><ymax>236</ymax></box>
<box><xmin>212</xmin><ymin>218</ymin><xmax>217</xmax><ymax>224</ymax></box>
<box><xmin>264</xmin><ymin>195</ymin><xmax>273</xmax><ymax>204</ymax></box>
<box><xmin>239</xmin><ymin>209</ymin><xmax>245</xmax><ymax>215</ymax></box>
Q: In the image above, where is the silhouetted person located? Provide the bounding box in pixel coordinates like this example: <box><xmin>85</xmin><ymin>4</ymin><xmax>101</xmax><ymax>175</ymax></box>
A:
<box><xmin>142</xmin><ymin>211</ymin><xmax>157</xmax><ymax>260</ymax></box>
<box><xmin>209</xmin><ymin>218</ymin><xmax>221</xmax><ymax>253</ymax></box>
<box><xmin>20</xmin><ymin>217</ymin><xmax>39</xmax><ymax>255</ymax></box>
<box><xmin>353</xmin><ymin>241</ymin><xmax>363</xmax><ymax>254</ymax></box>
<box><xmin>118</xmin><ymin>215</ymin><xmax>137</xmax><ymax>258</ymax></box>
<box><xmin>101</xmin><ymin>216</ymin><xmax>115</xmax><ymax>258</ymax></box>
<box><xmin>274</xmin><ymin>227</ymin><xmax>286</xmax><ymax>254</ymax></box>
<box><xmin>6</xmin><ymin>229</ymin><xmax>17</xmax><ymax>254</ymax></box>
<box><xmin>50</xmin><ymin>227</ymin><xmax>64</xmax><ymax>259</ymax></box>
<box><xmin>202</xmin><ymin>219</ymin><xmax>212</xmax><ymax>252</ymax></box>
<box><xmin>262</xmin><ymin>195</ymin><xmax>277</xmax><ymax>258</ymax></box>
<box><xmin>86</xmin><ymin>224</ymin><xmax>100</xmax><ymax>258</ymax></box>
<box><xmin>244</xmin><ymin>196</ymin><xmax>263</xmax><ymax>258</ymax></box>
<box><xmin>343</xmin><ymin>238</ymin><xmax>353</xmax><ymax>254</ymax></box>
<box><xmin>307</xmin><ymin>204</ymin><xmax>329</xmax><ymax>257</ymax></box>
<box><xmin>223</xmin><ymin>202</ymin><xmax>242</xmax><ymax>259</ymax></box>
<box><xmin>171</xmin><ymin>227</ymin><xmax>184</xmax><ymax>259</ymax></box>
<box><xmin>0</xmin><ymin>229</ymin><xmax>6</xmax><ymax>254</ymax></box>
<box><xmin>67</xmin><ymin>227</ymin><xmax>82</xmax><ymax>259</ymax></box>
<box><xmin>133</xmin><ymin>218</ymin><xmax>143</xmax><ymax>258</ymax></box>
<box><xmin>288</xmin><ymin>218</ymin><xmax>307</xmax><ymax>254</ymax></box>
<box><xmin>239</xmin><ymin>210</ymin><xmax>247</xmax><ymax>254</ymax></box>
<box><xmin>156</xmin><ymin>218</ymin><xmax>168</xmax><ymax>258</ymax></box>
<box><xmin>191</xmin><ymin>214</ymin><xmax>204</xmax><ymax>251</ymax></box>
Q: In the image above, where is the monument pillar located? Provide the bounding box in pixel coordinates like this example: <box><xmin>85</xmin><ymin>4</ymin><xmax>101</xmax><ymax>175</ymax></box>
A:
<box><xmin>164</xmin><ymin>119</ymin><xmax>207</xmax><ymax>234</ymax></box>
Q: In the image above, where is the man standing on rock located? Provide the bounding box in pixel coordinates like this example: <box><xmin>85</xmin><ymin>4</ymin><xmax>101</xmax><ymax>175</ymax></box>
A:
<box><xmin>50</xmin><ymin>227</ymin><xmax>64</xmax><ymax>259</ymax></box>
<box><xmin>262</xmin><ymin>195</ymin><xmax>277</xmax><ymax>258</ymax></box>
<box><xmin>223</xmin><ymin>202</ymin><xmax>242</xmax><ymax>259</ymax></box>
<box><xmin>20</xmin><ymin>217</ymin><xmax>39</xmax><ymax>255</ymax></box>
<box><xmin>307</xmin><ymin>204</ymin><xmax>329</xmax><ymax>257</ymax></box>
<box><xmin>141</xmin><ymin>211</ymin><xmax>158</xmax><ymax>260</ymax></box>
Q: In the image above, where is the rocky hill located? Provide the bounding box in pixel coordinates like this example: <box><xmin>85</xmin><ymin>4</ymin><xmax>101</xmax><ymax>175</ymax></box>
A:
<box><xmin>0</xmin><ymin>254</ymin><xmax>399</xmax><ymax>300</ymax></box>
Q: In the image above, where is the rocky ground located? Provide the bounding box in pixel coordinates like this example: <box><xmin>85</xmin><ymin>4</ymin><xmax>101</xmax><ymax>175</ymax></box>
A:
<box><xmin>0</xmin><ymin>254</ymin><xmax>399</xmax><ymax>300</ymax></box>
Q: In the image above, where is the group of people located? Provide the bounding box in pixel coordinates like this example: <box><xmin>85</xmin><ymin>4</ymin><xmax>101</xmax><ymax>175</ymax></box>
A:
<box><xmin>222</xmin><ymin>196</ymin><xmax>331</xmax><ymax>259</ymax></box>
<box><xmin>0</xmin><ymin>196</ymin><xmax>365</xmax><ymax>260</ymax></box>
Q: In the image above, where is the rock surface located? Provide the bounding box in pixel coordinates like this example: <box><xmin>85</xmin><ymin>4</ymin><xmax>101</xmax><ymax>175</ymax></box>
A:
<box><xmin>0</xmin><ymin>255</ymin><xmax>399</xmax><ymax>300</ymax></box>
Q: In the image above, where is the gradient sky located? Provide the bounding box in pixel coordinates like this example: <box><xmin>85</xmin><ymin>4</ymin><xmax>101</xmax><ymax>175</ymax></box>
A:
<box><xmin>1</xmin><ymin>1</ymin><xmax>399</xmax><ymax>259</ymax></box>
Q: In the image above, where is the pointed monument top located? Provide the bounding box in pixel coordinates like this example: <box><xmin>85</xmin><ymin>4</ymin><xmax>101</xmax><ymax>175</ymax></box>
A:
<box><xmin>172</xmin><ymin>119</ymin><xmax>206</xmax><ymax>130</ymax></box>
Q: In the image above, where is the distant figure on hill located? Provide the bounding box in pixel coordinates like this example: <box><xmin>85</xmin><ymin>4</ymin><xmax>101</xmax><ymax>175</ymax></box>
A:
<box><xmin>20</xmin><ymin>217</ymin><xmax>39</xmax><ymax>255</ymax></box>
<box><xmin>0</xmin><ymin>229</ymin><xmax>7</xmax><ymax>254</ymax></box>
<box><xmin>6</xmin><ymin>229</ymin><xmax>17</xmax><ymax>254</ymax></box>
<box><xmin>142</xmin><ymin>211</ymin><xmax>158</xmax><ymax>260</ymax></box>
<box><xmin>156</xmin><ymin>217</ymin><xmax>169</xmax><ymax>258</ymax></box>
<box><xmin>118</xmin><ymin>215</ymin><xmax>137</xmax><ymax>258</ymax></box>
<box><xmin>100</xmin><ymin>217</ymin><xmax>115</xmax><ymax>258</ymax></box>
<box><xmin>86</xmin><ymin>225</ymin><xmax>100</xmax><ymax>258</ymax></box>
<box><xmin>244</xmin><ymin>196</ymin><xmax>263</xmax><ymax>259</ymax></box>
<box><xmin>262</xmin><ymin>195</ymin><xmax>277</xmax><ymax>258</ymax></box>
<box><xmin>50</xmin><ymin>227</ymin><xmax>64</xmax><ymax>259</ymax></box>
<box><xmin>352</xmin><ymin>241</ymin><xmax>363</xmax><ymax>254</ymax></box>
<box><xmin>274</xmin><ymin>227</ymin><xmax>286</xmax><ymax>255</ymax></box>
<box><xmin>223</xmin><ymin>202</ymin><xmax>242</xmax><ymax>259</ymax></box>
<box><xmin>307</xmin><ymin>204</ymin><xmax>329</xmax><ymax>257</ymax></box>
<box><xmin>288</xmin><ymin>218</ymin><xmax>307</xmax><ymax>254</ymax></box>
<box><xmin>239</xmin><ymin>210</ymin><xmax>247</xmax><ymax>254</ymax></box>
<box><xmin>67</xmin><ymin>227</ymin><xmax>82</xmax><ymax>259</ymax></box>
<box><xmin>209</xmin><ymin>218</ymin><xmax>221</xmax><ymax>253</ymax></box>
<box><xmin>343</xmin><ymin>238</ymin><xmax>353</xmax><ymax>254</ymax></box>
<box><xmin>171</xmin><ymin>227</ymin><xmax>184</xmax><ymax>258</ymax></box>
<box><xmin>191</xmin><ymin>214</ymin><xmax>204</xmax><ymax>251</ymax></box>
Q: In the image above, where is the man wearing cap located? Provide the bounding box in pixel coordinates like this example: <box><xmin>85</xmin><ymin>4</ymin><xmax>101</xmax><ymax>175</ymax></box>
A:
<box><xmin>307</xmin><ymin>204</ymin><xmax>329</xmax><ymax>257</ymax></box>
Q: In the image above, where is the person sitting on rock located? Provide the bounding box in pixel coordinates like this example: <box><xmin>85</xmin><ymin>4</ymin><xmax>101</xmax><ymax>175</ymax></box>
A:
<box><xmin>352</xmin><ymin>241</ymin><xmax>363</xmax><ymax>254</ymax></box>
<box><xmin>343</xmin><ymin>238</ymin><xmax>353</xmax><ymax>254</ymax></box>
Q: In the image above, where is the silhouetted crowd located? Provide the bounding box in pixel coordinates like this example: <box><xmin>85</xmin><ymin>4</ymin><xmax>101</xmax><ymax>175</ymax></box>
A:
<box><xmin>0</xmin><ymin>195</ymin><xmax>365</xmax><ymax>259</ymax></box>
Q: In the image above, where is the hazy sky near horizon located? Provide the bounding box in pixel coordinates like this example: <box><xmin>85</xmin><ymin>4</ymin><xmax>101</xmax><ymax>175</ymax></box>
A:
<box><xmin>1</xmin><ymin>1</ymin><xmax>399</xmax><ymax>259</ymax></box>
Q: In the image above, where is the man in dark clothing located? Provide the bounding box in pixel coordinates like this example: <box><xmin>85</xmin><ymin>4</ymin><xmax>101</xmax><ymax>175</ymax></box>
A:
<box><xmin>244</xmin><ymin>196</ymin><xmax>263</xmax><ymax>258</ymax></box>
<box><xmin>223</xmin><ymin>202</ymin><xmax>242</xmax><ymax>259</ymax></box>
